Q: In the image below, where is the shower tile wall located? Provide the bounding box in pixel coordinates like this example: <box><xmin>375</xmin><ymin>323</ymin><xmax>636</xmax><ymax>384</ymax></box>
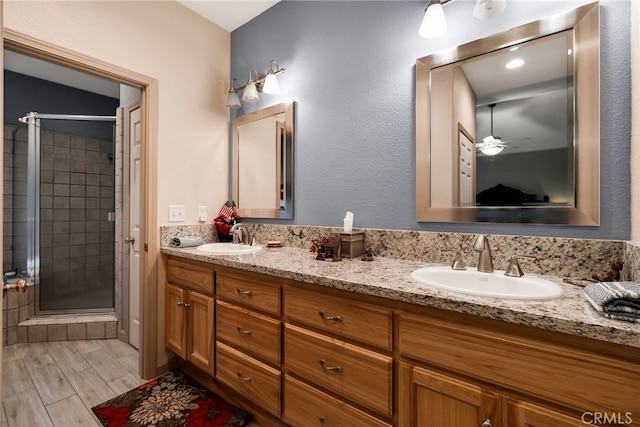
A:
<box><xmin>3</xmin><ymin>123</ymin><xmax>115</xmax><ymax>314</ymax></box>
<box><xmin>39</xmin><ymin>128</ymin><xmax>115</xmax><ymax>311</ymax></box>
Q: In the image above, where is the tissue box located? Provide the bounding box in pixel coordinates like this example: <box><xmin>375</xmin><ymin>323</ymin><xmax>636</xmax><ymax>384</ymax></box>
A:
<box><xmin>340</xmin><ymin>231</ymin><xmax>364</xmax><ymax>259</ymax></box>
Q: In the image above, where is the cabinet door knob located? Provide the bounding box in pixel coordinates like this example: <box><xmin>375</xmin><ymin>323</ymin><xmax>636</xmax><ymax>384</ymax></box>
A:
<box><xmin>481</xmin><ymin>420</ymin><xmax>493</xmax><ymax>427</ymax></box>
<box><xmin>318</xmin><ymin>311</ymin><xmax>342</xmax><ymax>322</ymax></box>
<box><xmin>177</xmin><ymin>301</ymin><xmax>184</xmax><ymax>307</ymax></box>
<box><xmin>319</xmin><ymin>359</ymin><xmax>343</xmax><ymax>373</ymax></box>
<box><xmin>318</xmin><ymin>416</ymin><xmax>326</xmax><ymax>427</ymax></box>
<box><xmin>236</xmin><ymin>326</ymin><xmax>252</xmax><ymax>336</ymax></box>
<box><xmin>183</xmin><ymin>303</ymin><xmax>191</xmax><ymax>308</ymax></box>
<box><xmin>236</xmin><ymin>288</ymin><xmax>252</xmax><ymax>297</ymax></box>
<box><xmin>236</xmin><ymin>372</ymin><xmax>252</xmax><ymax>382</ymax></box>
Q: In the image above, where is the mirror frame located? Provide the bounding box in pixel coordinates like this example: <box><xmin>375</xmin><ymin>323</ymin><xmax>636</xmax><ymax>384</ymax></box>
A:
<box><xmin>416</xmin><ymin>2</ymin><xmax>600</xmax><ymax>225</ymax></box>
<box><xmin>233</xmin><ymin>101</ymin><xmax>295</xmax><ymax>219</ymax></box>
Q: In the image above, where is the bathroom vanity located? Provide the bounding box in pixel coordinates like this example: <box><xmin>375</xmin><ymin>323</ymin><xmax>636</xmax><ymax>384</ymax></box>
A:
<box><xmin>161</xmin><ymin>245</ymin><xmax>639</xmax><ymax>427</ymax></box>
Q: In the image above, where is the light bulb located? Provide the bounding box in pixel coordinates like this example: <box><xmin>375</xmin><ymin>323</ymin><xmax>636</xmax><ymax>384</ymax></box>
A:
<box><xmin>263</xmin><ymin>72</ymin><xmax>280</xmax><ymax>95</ymax></box>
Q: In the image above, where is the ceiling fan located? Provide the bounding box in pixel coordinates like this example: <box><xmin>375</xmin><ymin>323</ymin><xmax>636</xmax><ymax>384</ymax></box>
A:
<box><xmin>476</xmin><ymin>103</ymin><xmax>531</xmax><ymax>156</ymax></box>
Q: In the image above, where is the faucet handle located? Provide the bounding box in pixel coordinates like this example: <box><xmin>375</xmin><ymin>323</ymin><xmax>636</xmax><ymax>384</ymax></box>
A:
<box><xmin>442</xmin><ymin>248</ymin><xmax>466</xmax><ymax>270</ymax></box>
<box><xmin>504</xmin><ymin>255</ymin><xmax>536</xmax><ymax>277</ymax></box>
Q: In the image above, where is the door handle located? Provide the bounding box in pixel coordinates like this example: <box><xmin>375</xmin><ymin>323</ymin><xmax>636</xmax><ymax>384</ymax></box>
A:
<box><xmin>125</xmin><ymin>236</ymin><xmax>135</xmax><ymax>244</ymax></box>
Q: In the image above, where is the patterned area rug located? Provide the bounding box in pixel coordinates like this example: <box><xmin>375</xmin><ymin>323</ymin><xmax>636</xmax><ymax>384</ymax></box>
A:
<box><xmin>91</xmin><ymin>370</ymin><xmax>253</xmax><ymax>427</ymax></box>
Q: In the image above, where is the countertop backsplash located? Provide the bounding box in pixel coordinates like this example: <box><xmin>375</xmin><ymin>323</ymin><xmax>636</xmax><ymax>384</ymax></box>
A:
<box><xmin>160</xmin><ymin>223</ymin><xmax>626</xmax><ymax>281</ymax></box>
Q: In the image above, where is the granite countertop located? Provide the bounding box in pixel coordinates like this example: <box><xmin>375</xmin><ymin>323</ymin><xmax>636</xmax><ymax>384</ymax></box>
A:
<box><xmin>161</xmin><ymin>245</ymin><xmax>640</xmax><ymax>349</ymax></box>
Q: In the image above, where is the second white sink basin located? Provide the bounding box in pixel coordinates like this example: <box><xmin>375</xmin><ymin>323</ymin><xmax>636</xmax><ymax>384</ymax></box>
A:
<box><xmin>411</xmin><ymin>266</ymin><xmax>563</xmax><ymax>300</ymax></box>
<box><xmin>196</xmin><ymin>243</ymin><xmax>262</xmax><ymax>255</ymax></box>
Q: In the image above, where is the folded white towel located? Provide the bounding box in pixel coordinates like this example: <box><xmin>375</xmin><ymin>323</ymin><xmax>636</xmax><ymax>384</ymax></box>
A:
<box><xmin>584</xmin><ymin>282</ymin><xmax>640</xmax><ymax>323</ymax></box>
<box><xmin>170</xmin><ymin>236</ymin><xmax>204</xmax><ymax>248</ymax></box>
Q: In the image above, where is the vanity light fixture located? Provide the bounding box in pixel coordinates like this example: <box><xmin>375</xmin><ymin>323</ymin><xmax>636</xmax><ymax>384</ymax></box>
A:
<box><xmin>227</xmin><ymin>59</ymin><xmax>286</xmax><ymax>107</ymax></box>
<box><xmin>225</xmin><ymin>78</ymin><xmax>242</xmax><ymax>109</ymax></box>
<box><xmin>242</xmin><ymin>70</ymin><xmax>260</xmax><ymax>103</ymax></box>
<box><xmin>419</xmin><ymin>0</ymin><xmax>507</xmax><ymax>39</ymax></box>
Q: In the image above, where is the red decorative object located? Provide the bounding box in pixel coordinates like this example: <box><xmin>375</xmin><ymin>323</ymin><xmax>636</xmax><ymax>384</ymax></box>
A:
<box><xmin>91</xmin><ymin>370</ymin><xmax>252</xmax><ymax>427</ymax></box>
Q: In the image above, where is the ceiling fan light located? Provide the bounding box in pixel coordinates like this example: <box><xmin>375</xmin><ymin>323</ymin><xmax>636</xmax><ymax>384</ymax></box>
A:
<box><xmin>473</xmin><ymin>0</ymin><xmax>507</xmax><ymax>20</ymax></box>
<box><xmin>480</xmin><ymin>145</ymin><xmax>504</xmax><ymax>156</ymax></box>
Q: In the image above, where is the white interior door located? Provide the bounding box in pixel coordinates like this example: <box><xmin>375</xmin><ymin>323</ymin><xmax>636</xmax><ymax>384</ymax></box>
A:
<box><xmin>127</xmin><ymin>104</ymin><xmax>142</xmax><ymax>349</ymax></box>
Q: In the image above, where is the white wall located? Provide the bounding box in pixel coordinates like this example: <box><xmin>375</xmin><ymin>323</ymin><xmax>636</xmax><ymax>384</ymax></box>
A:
<box><xmin>4</xmin><ymin>0</ymin><xmax>231</xmax><ymax>226</ymax></box>
<box><xmin>632</xmin><ymin>0</ymin><xmax>640</xmax><ymax>243</ymax></box>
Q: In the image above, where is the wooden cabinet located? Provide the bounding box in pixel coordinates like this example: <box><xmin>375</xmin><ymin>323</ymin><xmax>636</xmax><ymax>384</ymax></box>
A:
<box><xmin>283</xmin><ymin>287</ymin><xmax>393</xmax><ymax>425</ymax></box>
<box><xmin>408</xmin><ymin>366</ymin><xmax>500</xmax><ymax>427</ymax></box>
<box><xmin>165</xmin><ymin>256</ymin><xmax>640</xmax><ymax>427</ymax></box>
<box><xmin>398</xmin><ymin>311</ymin><xmax>640</xmax><ymax>427</ymax></box>
<box><xmin>165</xmin><ymin>283</ymin><xmax>214</xmax><ymax>375</ymax></box>
<box><xmin>215</xmin><ymin>270</ymin><xmax>283</xmax><ymax>417</ymax></box>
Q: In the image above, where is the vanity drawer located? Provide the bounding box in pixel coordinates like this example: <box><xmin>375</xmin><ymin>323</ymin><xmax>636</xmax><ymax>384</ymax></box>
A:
<box><xmin>216</xmin><ymin>272</ymin><xmax>280</xmax><ymax>315</ymax></box>
<box><xmin>284</xmin><ymin>286</ymin><xmax>392</xmax><ymax>350</ymax></box>
<box><xmin>167</xmin><ymin>257</ymin><xmax>214</xmax><ymax>295</ymax></box>
<box><xmin>398</xmin><ymin>312</ymin><xmax>640</xmax><ymax>416</ymax></box>
<box><xmin>216</xmin><ymin>300</ymin><xmax>281</xmax><ymax>366</ymax></box>
<box><xmin>284</xmin><ymin>324</ymin><xmax>393</xmax><ymax>418</ymax></box>
<box><xmin>216</xmin><ymin>342</ymin><xmax>281</xmax><ymax>417</ymax></box>
<box><xmin>284</xmin><ymin>375</ymin><xmax>391</xmax><ymax>427</ymax></box>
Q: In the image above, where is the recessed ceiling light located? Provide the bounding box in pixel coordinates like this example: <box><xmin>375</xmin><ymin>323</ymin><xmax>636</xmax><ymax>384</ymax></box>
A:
<box><xmin>505</xmin><ymin>58</ymin><xmax>525</xmax><ymax>69</ymax></box>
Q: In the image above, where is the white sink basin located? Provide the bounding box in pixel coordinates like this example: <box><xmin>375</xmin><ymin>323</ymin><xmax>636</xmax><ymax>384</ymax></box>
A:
<box><xmin>411</xmin><ymin>266</ymin><xmax>563</xmax><ymax>300</ymax></box>
<box><xmin>196</xmin><ymin>243</ymin><xmax>262</xmax><ymax>255</ymax></box>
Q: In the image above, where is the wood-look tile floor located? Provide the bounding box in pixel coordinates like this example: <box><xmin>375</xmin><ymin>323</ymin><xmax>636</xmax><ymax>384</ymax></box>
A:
<box><xmin>1</xmin><ymin>339</ymin><xmax>143</xmax><ymax>427</ymax></box>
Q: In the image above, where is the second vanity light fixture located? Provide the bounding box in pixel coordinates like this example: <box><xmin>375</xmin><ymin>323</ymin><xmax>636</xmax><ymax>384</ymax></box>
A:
<box><xmin>419</xmin><ymin>0</ymin><xmax>507</xmax><ymax>39</ymax></box>
<box><xmin>226</xmin><ymin>59</ymin><xmax>285</xmax><ymax>109</ymax></box>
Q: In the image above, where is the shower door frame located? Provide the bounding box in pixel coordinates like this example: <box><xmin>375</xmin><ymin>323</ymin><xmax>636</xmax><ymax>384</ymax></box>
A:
<box><xmin>5</xmin><ymin>29</ymin><xmax>160</xmax><ymax>380</ymax></box>
<box><xmin>21</xmin><ymin>112</ymin><xmax>119</xmax><ymax>315</ymax></box>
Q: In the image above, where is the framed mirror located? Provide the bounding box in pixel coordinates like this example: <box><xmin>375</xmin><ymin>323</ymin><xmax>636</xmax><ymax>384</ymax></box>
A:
<box><xmin>233</xmin><ymin>101</ymin><xmax>295</xmax><ymax>219</ymax></box>
<box><xmin>416</xmin><ymin>2</ymin><xmax>599</xmax><ymax>225</ymax></box>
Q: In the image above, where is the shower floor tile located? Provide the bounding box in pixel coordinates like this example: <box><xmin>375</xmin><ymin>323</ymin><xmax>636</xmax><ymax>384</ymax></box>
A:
<box><xmin>2</xmin><ymin>339</ymin><xmax>140</xmax><ymax>427</ymax></box>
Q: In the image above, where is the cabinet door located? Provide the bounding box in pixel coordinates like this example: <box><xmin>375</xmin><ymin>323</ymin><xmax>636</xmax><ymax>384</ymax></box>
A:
<box><xmin>412</xmin><ymin>366</ymin><xmax>500</xmax><ymax>427</ymax></box>
<box><xmin>165</xmin><ymin>283</ymin><xmax>186</xmax><ymax>359</ymax></box>
<box><xmin>506</xmin><ymin>399</ymin><xmax>587</xmax><ymax>427</ymax></box>
<box><xmin>187</xmin><ymin>291</ymin><xmax>215</xmax><ymax>375</ymax></box>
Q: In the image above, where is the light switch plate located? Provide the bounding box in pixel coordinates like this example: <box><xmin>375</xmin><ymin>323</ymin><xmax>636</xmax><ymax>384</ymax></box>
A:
<box><xmin>197</xmin><ymin>206</ymin><xmax>207</xmax><ymax>222</ymax></box>
<box><xmin>168</xmin><ymin>205</ymin><xmax>185</xmax><ymax>222</ymax></box>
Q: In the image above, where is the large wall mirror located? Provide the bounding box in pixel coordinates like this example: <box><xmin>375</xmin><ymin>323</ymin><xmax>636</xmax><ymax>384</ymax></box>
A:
<box><xmin>233</xmin><ymin>101</ymin><xmax>295</xmax><ymax>219</ymax></box>
<box><xmin>416</xmin><ymin>2</ymin><xmax>599</xmax><ymax>225</ymax></box>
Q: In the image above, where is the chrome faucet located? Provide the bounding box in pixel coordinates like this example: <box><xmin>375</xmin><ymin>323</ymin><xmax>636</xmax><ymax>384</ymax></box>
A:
<box><xmin>229</xmin><ymin>224</ymin><xmax>254</xmax><ymax>246</ymax></box>
<box><xmin>473</xmin><ymin>234</ymin><xmax>493</xmax><ymax>273</ymax></box>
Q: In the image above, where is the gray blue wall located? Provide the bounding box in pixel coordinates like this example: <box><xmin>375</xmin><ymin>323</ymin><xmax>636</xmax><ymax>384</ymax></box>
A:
<box><xmin>230</xmin><ymin>0</ymin><xmax>631</xmax><ymax>240</ymax></box>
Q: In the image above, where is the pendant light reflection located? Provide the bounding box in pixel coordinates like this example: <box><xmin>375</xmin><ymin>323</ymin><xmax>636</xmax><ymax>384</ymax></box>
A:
<box><xmin>419</xmin><ymin>0</ymin><xmax>446</xmax><ymax>39</ymax></box>
<box><xmin>242</xmin><ymin>70</ymin><xmax>260</xmax><ymax>103</ymax></box>
<box><xmin>225</xmin><ymin>78</ymin><xmax>241</xmax><ymax>109</ymax></box>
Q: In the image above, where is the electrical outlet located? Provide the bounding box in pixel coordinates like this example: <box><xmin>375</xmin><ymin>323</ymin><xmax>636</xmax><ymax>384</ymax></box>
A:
<box><xmin>197</xmin><ymin>206</ymin><xmax>207</xmax><ymax>222</ymax></box>
<box><xmin>168</xmin><ymin>205</ymin><xmax>185</xmax><ymax>222</ymax></box>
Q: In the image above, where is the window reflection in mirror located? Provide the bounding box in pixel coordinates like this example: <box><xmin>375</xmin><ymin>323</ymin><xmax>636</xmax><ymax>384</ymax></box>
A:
<box><xmin>416</xmin><ymin>2</ymin><xmax>599</xmax><ymax>225</ymax></box>
<box><xmin>232</xmin><ymin>101</ymin><xmax>294</xmax><ymax>219</ymax></box>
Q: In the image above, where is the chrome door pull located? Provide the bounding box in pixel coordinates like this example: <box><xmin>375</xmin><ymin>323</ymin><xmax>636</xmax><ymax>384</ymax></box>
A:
<box><xmin>236</xmin><ymin>288</ymin><xmax>252</xmax><ymax>297</ymax></box>
<box><xmin>481</xmin><ymin>420</ymin><xmax>493</xmax><ymax>427</ymax></box>
<box><xmin>236</xmin><ymin>372</ymin><xmax>252</xmax><ymax>382</ymax></box>
<box><xmin>236</xmin><ymin>326</ymin><xmax>252</xmax><ymax>336</ymax></box>
<box><xmin>319</xmin><ymin>359</ymin><xmax>343</xmax><ymax>372</ymax></box>
<box><xmin>319</xmin><ymin>311</ymin><xmax>342</xmax><ymax>322</ymax></box>
<box><xmin>124</xmin><ymin>236</ymin><xmax>135</xmax><ymax>244</ymax></box>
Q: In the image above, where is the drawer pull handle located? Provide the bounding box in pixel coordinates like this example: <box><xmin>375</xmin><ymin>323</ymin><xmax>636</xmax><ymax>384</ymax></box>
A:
<box><xmin>318</xmin><ymin>416</ymin><xmax>326</xmax><ymax>427</ymax></box>
<box><xmin>236</xmin><ymin>288</ymin><xmax>252</xmax><ymax>297</ymax></box>
<box><xmin>236</xmin><ymin>326</ymin><xmax>252</xmax><ymax>336</ymax></box>
<box><xmin>236</xmin><ymin>372</ymin><xmax>252</xmax><ymax>382</ymax></box>
<box><xmin>481</xmin><ymin>420</ymin><xmax>493</xmax><ymax>427</ymax></box>
<box><xmin>319</xmin><ymin>359</ymin><xmax>343</xmax><ymax>373</ymax></box>
<box><xmin>318</xmin><ymin>311</ymin><xmax>342</xmax><ymax>322</ymax></box>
